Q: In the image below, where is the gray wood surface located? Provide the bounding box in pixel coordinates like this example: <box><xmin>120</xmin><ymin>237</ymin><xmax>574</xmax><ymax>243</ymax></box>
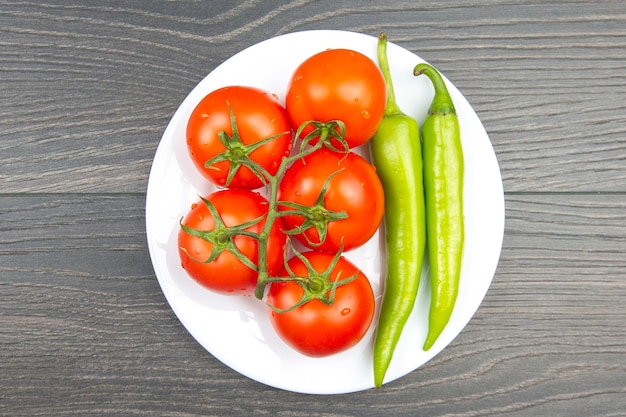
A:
<box><xmin>2</xmin><ymin>1</ymin><xmax>625</xmax><ymax>416</ymax></box>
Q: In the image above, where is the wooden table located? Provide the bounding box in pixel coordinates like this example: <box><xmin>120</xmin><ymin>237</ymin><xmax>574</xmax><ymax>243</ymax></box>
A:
<box><xmin>2</xmin><ymin>1</ymin><xmax>625</xmax><ymax>415</ymax></box>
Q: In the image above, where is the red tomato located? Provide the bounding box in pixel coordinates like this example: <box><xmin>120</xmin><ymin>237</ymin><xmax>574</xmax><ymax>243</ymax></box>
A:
<box><xmin>285</xmin><ymin>49</ymin><xmax>386</xmax><ymax>148</ymax></box>
<box><xmin>178</xmin><ymin>189</ymin><xmax>286</xmax><ymax>295</ymax></box>
<box><xmin>277</xmin><ymin>148</ymin><xmax>385</xmax><ymax>252</ymax></box>
<box><xmin>186</xmin><ymin>85</ymin><xmax>293</xmax><ymax>189</ymax></box>
<box><xmin>267</xmin><ymin>251</ymin><xmax>375</xmax><ymax>357</ymax></box>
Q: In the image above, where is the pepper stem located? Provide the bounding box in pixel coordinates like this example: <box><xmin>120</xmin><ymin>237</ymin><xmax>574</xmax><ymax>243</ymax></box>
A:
<box><xmin>413</xmin><ymin>63</ymin><xmax>456</xmax><ymax>115</ymax></box>
<box><xmin>377</xmin><ymin>33</ymin><xmax>403</xmax><ymax>117</ymax></box>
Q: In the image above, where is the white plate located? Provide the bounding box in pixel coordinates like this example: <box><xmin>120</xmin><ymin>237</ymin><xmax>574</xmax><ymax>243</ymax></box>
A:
<box><xmin>145</xmin><ymin>30</ymin><xmax>504</xmax><ymax>395</ymax></box>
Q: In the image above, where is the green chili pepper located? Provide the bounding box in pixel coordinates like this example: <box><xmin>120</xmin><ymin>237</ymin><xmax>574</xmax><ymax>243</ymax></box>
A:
<box><xmin>413</xmin><ymin>63</ymin><xmax>464</xmax><ymax>351</ymax></box>
<box><xmin>371</xmin><ymin>33</ymin><xmax>427</xmax><ymax>388</ymax></box>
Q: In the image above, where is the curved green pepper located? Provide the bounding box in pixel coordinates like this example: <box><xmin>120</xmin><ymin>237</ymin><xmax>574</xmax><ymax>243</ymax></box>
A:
<box><xmin>371</xmin><ymin>33</ymin><xmax>427</xmax><ymax>387</ymax></box>
<box><xmin>414</xmin><ymin>63</ymin><xmax>464</xmax><ymax>351</ymax></box>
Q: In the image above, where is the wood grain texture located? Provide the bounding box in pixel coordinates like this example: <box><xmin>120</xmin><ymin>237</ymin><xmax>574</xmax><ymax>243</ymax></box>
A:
<box><xmin>1</xmin><ymin>1</ymin><xmax>625</xmax><ymax>193</ymax></box>
<box><xmin>1</xmin><ymin>0</ymin><xmax>625</xmax><ymax>416</ymax></box>
<box><xmin>1</xmin><ymin>194</ymin><xmax>625</xmax><ymax>415</ymax></box>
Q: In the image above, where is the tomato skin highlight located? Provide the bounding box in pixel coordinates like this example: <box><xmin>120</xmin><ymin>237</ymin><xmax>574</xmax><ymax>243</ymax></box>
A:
<box><xmin>178</xmin><ymin>189</ymin><xmax>286</xmax><ymax>295</ymax></box>
<box><xmin>277</xmin><ymin>148</ymin><xmax>385</xmax><ymax>252</ymax></box>
<box><xmin>186</xmin><ymin>85</ymin><xmax>293</xmax><ymax>189</ymax></box>
<box><xmin>285</xmin><ymin>49</ymin><xmax>386</xmax><ymax>148</ymax></box>
<box><xmin>267</xmin><ymin>252</ymin><xmax>375</xmax><ymax>357</ymax></box>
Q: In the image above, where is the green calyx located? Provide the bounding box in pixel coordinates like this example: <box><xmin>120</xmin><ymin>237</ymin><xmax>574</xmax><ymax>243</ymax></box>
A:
<box><xmin>278</xmin><ymin>168</ymin><xmax>348</xmax><ymax>248</ymax></box>
<box><xmin>179</xmin><ymin>195</ymin><xmax>262</xmax><ymax>271</ymax></box>
<box><xmin>266</xmin><ymin>242</ymin><xmax>357</xmax><ymax>314</ymax></box>
<box><xmin>296</xmin><ymin>119</ymin><xmax>349</xmax><ymax>153</ymax></box>
<box><xmin>205</xmin><ymin>103</ymin><xmax>288</xmax><ymax>187</ymax></box>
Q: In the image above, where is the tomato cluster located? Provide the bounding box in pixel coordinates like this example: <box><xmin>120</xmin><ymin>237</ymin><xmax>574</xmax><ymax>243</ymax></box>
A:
<box><xmin>178</xmin><ymin>48</ymin><xmax>387</xmax><ymax>357</ymax></box>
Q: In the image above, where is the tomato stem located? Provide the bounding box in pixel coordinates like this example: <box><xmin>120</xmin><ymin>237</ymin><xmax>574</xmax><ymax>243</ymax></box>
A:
<box><xmin>264</xmin><ymin>241</ymin><xmax>358</xmax><ymax>313</ymax></box>
<box><xmin>183</xmin><ymin>113</ymin><xmax>353</xmax><ymax>301</ymax></box>
<box><xmin>179</xmin><ymin>195</ymin><xmax>263</xmax><ymax>272</ymax></box>
<box><xmin>277</xmin><ymin>169</ymin><xmax>349</xmax><ymax>248</ymax></box>
<box><xmin>205</xmin><ymin>104</ymin><xmax>288</xmax><ymax>187</ymax></box>
<box><xmin>253</xmin><ymin>122</ymin><xmax>332</xmax><ymax>299</ymax></box>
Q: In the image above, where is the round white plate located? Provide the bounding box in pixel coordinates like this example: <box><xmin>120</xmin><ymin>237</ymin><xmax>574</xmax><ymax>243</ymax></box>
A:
<box><xmin>146</xmin><ymin>30</ymin><xmax>504</xmax><ymax>395</ymax></box>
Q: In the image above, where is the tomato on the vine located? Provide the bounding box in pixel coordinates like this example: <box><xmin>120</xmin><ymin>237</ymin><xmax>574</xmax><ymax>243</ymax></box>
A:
<box><xmin>178</xmin><ymin>189</ymin><xmax>286</xmax><ymax>295</ymax></box>
<box><xmin>186</xmin><ymin>85</ymin><xmax>293</xmax><ymax>189</ymax></box>
<box><xmin>267</xmin><ymin>251</ymin><xmax>375</xmax><ymax>357</ymax></box>
<box><xmin>285</xmin><ymin>48</ymin><xmax>386</xmax><ymax>149</ymax></box>
<box><xmin>277</xmin><ymin>148</ymin><xmax>385</xmax><ymax>252</ymax></box>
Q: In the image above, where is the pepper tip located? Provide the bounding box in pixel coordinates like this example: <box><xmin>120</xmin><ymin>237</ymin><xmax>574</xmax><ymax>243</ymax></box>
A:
<box><xmin>413</xmin><ymin>64</ymin><xmax>426</xmax><ymax>77</ymax></box>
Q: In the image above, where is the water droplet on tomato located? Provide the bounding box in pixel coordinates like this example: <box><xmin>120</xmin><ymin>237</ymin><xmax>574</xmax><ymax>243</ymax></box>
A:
<box><xmin>201</xmin><ymin>113</ymin><xmax>210</xmax><ymax>119</ymax></box>
<box><xmin>341</xmin><ymin>308</ymin><xmax>351</xmax><ymax>316</ymax></box>
<box><xmin>294</xmin><ymin>75</ymin><xmax>304</xmax><ymax>81</ymax></box>
<box><xmin>218</xmin><ymin>178</ymin><xmax>226</xmax><ymax>185</ymax></box>
<box><xmin>361</xmin><ymin>109</ymin><xmax>371</xmax><ymax>119</ymax></box>
<box><xmin>354</xmin><ymin>97</ymin><xmax>359</xmax><ymax>103</ymax></box>
<box><xmin>191</xmin><ymin>203</ymin><xmax>197</xmax><ymax>209</ymax></box>
<box><xmin>270</xmin><ymin>118</ymin><xmax>276</xmax><ymax>124</ymax></box>
<box><xmin>194</xmin><ymin>247</ymin><xmax>202</xmax><ymax>255</ymax></box>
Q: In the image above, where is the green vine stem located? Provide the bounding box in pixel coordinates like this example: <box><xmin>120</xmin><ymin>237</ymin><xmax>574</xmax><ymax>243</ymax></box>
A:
<box><xmin>253</xmin><ymin>120</ymin><xmax>346</xmax><ymax>300</ymax></box>
<box><xmin>182</xmin><ymin>107</ymin><xmax>355</xmax><ymax>306</ymax></box>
